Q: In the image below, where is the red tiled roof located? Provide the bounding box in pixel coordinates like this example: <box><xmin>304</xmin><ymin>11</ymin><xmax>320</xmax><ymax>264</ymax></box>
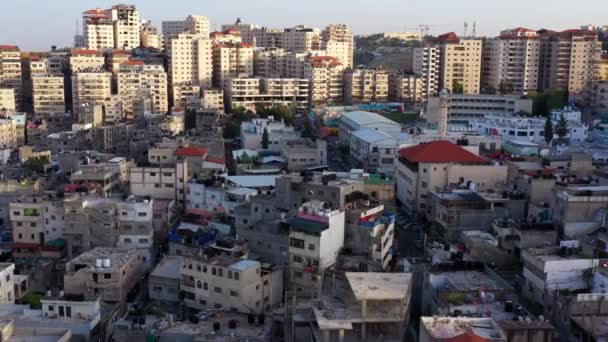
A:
<box><xmin>176</xmin><ymin>146</ymin><xmax>208</xmax><ymax>157</ymax></box>
<box><xmin>72</xmin><ymin>49</ymin><xmax>99</xmax><ymax>56</ymax></box>
<box><xmin>512</xmin><ymin>27</ymin><xmax>535</xmax><ymax>32</ymax></box>
<box><xmin>205</xmin><ymin>156</ymin><xmax>226</xmax><ymax>164</ymax></box>
<box><xmin>442</xmin><ymin>331</ymin><xmax>489</xmax><ymax>342</ymax></box>
<box><xmin>436</xmin><ymin>32</ymin><xmax>460</xmax><ymax>43</ymax></box>
<box><xmin>0</xmin><ymin>45</ymin><xmax>19</xmax><ymax>51</ymax></box>
<box><xmin>121</xmin><ymin>60</ymin><xmax>144</xmax><ymax>66</ymax></box>
<box><xmin>238</xmin><ymin>43</ymin><xmax>254</xmax><ymax>48</ymax></box>
<box><xmin>398</xmin><ymin>140</ymin><xmax>487</xmax><ymax>164</ymax></box>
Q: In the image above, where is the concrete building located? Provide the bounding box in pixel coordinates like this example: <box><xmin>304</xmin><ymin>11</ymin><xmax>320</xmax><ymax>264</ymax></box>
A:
<box><xmin>0</xmin><ymin>264</ymin><xmax>14</xmax><ymax>304</ymax></box>
<box><xmin>162</xmin><ymin>20</ymin><xmax>187</xmax><ymax>37</ymax></box>
<box><xmin>590</xmin><ymin>80</ymin><xmax>608</xmax><ymax>114</ymax></box>
<box><xmin>116</xmin><ymin>62</ymin><xmax>168</xmax><ymax>115</ymax></box>
<box><xmin>212</xmin><ymin>42</ymin><xmax>254</xmax><ymax>89</ymax></box>
<box><xmin>280</xmin><ymin>25</ymin><xmax>320</xmax><ymax>52</ymax></box>
<box><xmin>426</xmin><ymin>93</ymin><xmax>534</xmax><ymax>124</ymax></box>
<box><xmin>31</xmin><ymin>74</ymin><xmax>65</xmax><ymax>115</ymax></box>
<box><xmin>116</xmin><ymin>197</ymin><xmax>155</xmax><ymax>270</ymax></box>
<box><xmin>522</xmin><ymin>246</ymin><xmax>600</xmax><ymax>304</ymax></box>
<box><xmin>436</xmin><ymin>33</ymin><xmax>483</xmax><ymax>94</ymax></box>
<box><xmin>111</xmin><ymin>4</ymin><xmax>141</xmax><ymax>50</ymax></box>
<box><xmin>419</xmin><ymin>317</ymin><xmax>507</xmax><ymax>342</ymax></box>
<box><xmin>288</xmin><ymin>201</ymin><xmax>345</xmax><ymax>292</ymax></box>
<box><xmin>83</xmin><ymin>9</ymin><xmax>114</xmax><ymax>50</ymax></box>
<box><xmin>305</xmin><ymin>56</ymin><xmax>345</xmax><ymax>104</ymax></box>
<box><xmin>553</xmin><ymin>186</ymin><xmax>608</xmax><ymax>238</ymax></box>
<box><xmin>0</xmin><ymin>120</ymin><xmax>16</xmax><ymax>149</ymax></box>
<box><xmin>225</xmin><ymin>77</ymin><xmax>309</xmax><ymax>112</ymax></box>
<box><xmin>239</xmin><ymin>117</ymin><xmax>297</xmax><ymax>150</ymax></box>
<box><xmin>411</xmin><ymin>46</ymin><xmax>440</xmax><ymax>100</ymax></box>
<box><xmin>343</xmin><ymin>68</ymin><xmax>389</xmax><ymax>104</ymax></box>
<box><xmin>69</xmin><ymin>49</ymin><xmax>105</xmax><ymax>72</ymax></box>
<box><xmin>184</xmin><ymin>15</ymin><xmax>210</xmax><ymax>37</ymax></box>
<box><xmin>396</xmin><ymin>140</ymin><xmax>508</xmax><ymax>213</ymax></box>
<box><xmin>140</xmin><ymin>21</ymin><xmax>163</xmax><ymax>50</ymax></box>
<box><xmin>538</xmin><ymin>28</ymin><xmax>602</xmax><ymax>94</ymax></box>
<box><xmin>349</xmin><ymin>129</ymin><xmax>398</xmax><ymax>174</ymax></box>
<box><xmin>149</xmin><ymin>256</ymin><xmax>182</xmax><ymax>311</ymax></box>
<box><xmin>280</xmin><ymin>138</ymin><xmax>327</xmax><ymax>171</ymax></box>
<box><xmin>221</xmin><ymin>19</ymin><xmax>258</xmax><ymax>44</ymax></box>
<box><xmin>129</xmin><ymin>159</ymin><xmax>188</xmax><ymax>206</ymax></box>
<box><xmin>64</xmin><ymin>247</ymin><xmax>145</xmax><ymax>309</ymax></box>
<box><xmin>71</xmin><ymin>72</ymin><xmax>112</xmax><ymax>116</ymax></box>
<box><xmin>482</xmin><ymin>28</ymin><xmax>540</xmax><ymax>94</ymax></box>
<box><xmin>389</xmin><ymin>72</ymin><xmax>425</xmax><ymax>103</ymax></box>
<box><xmin>210</xmin><ymin>28</ymin><xmax>242</xmax><ymax>44</ymax></box>
<box><xmin>338</xmin><ymin>110</ymin><xmax>401</xmax><ymax>147</ymax></box>
<box><xmin>181</xmin><ymin>247</ymin><xmax>283</xmax><ymax>313</ymax></box>
<box><xmin>0</xmin><ymin>46</ymin><xmax>22</xmax><ymax>111</ymax></box>
<box><xmin>10</xmin><ymin>196</ymin><xmax>46</xmax><ymax>253</ymax></box>
<box><xmin>0</xmin><ymin>89</ymin><xmax>15</xmax><ymax>113</ymax></box>
<box><xmin>167</xmin><ymin>33</ymin><xmax>212</xmax><ymax>107</ymax></box>
<box><xmin>321</xmin><ymin>24</ymin><xmax>354</xmax><ymax>68</ymax></box>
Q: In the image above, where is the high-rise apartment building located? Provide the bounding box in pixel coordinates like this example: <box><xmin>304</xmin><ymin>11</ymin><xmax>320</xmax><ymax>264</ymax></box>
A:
<box><xmin>167</xmin><ymin>33</ymin><xmax>213</xmax><ymax>107</ymax></box>
<box><xmin>411</xmin><ymin>47</ymin><xmax>440</xmax><ymax>99</ymax></box>
<box><xmin>281</xmin><ymin>26</ymin><xmax>321</xmax><ymax>52</ymax></box>
<box><xmin>116</xmin><ymin>62</ymin><xmax>168</xmax><ymax>114</ymax></box>
<box><xmin>436</xmin><ymin>33</ymin><xmax>482</xmax><ymax>94</ymax></box>
<box><xmin>389</xmin><ymin>72</ymin><xmax>425</xmax><ymax>103</ymax></box>
<box><xmin>0</xmin><ymin>89</ymin><xmax>15</xmax><ymax>113</ymax></box>
<box><xmin>343</xmin><ymin>68</ymin><xmax>389</xmax><ymax>104</ymax></box>
<box><xmin>304</xmin><ymin>56</ymin><xmax>345</xmax><ymax>104</ymax></box>
<box><xmin>71</xmin><ymin>72</ymin><xmax>112</xmax><ymax>116</ymax></box>
<box><xmin>162</xmin><ymin>21</ymin><xmax>187</xmax><ymax>37</ymax></box>
<box><xmin>32</xmin><ymin>75</ymin><xmax>65</xmax><ymax>115</ymax></box>
<box><xmin>482</xmin><ymin>28</ymin><xmax>540</xmax><ymax>94</ymax></box>
<box><xmin>184</xmin><ymin>15</ymin><xmax>210</xmax><ymax>37</ymax></box>
<box><xmin>83</xmin><ymin>5</ymin><xmax>141</xmax><ymax>50</ymax></box>
<box><xmin>221</xmin><ymin>19</ymin><xmax>258</xmax><ymax>44</ymax></box>
<box><xmin>69</xmin><ymin>49</ymin><xmax>105</xmax><ymax>73</ymax></box>
<box><xmin>210</xmin><ymin>29</ymin><xmax>242</xmax><ymax>45</ymax></box>
<box><xmin>321</xmin><ymin>24</ymin><xmax>354</xmax><ymax>68</ymax></box>
<box><xmin>538</xmin><ymin>28</ymin><xmax>602</xmax><ymax>94</ymax></box>
<box><xmin>140</xmin><ymin>21</ymin><xmax>163</xmax><ymax>50</ymax></box>
<box><xmin>212</xmin><ymin>43</ymin><xmax>254</xmax><ymax>88</ymax></box>
<box><xmin>225</xmin><ymin>77</ymin><xmax>309</xmax><ymax>112</ymax></box>
<box><xmin>0</xmin><ymin>45</ymin><xmax>22</xmax><ymax>111</ymax></box>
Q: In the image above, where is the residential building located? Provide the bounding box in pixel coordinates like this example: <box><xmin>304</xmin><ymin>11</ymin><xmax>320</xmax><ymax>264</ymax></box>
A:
<box><xmin>116</xmin><ymin>62</ymin><xmax>168</xmax><ymax>114</ymax></box>
<box><xmin>129</xmin><ymin>159</ymin><xmax>188</xmax><ymax>206</ymax></box>
<box><xmin>0</xmin><ymin>89</ymin><xmax>15</xmax><ymax>113</ymax></box>
<box><xmin>538</xmin><ymin>28</ymin><xmax>602</xmax><ymax>94</ymax></box>
<box><xmin>304</xmin><ymin>56</ymin><xmax>345</xmax><ymax>104</ymax></box>
<box><xmin>10</xmin><ymin>196</ymin><xmax>46</xmax><ymax>251</ymax></box>
<box><xmin>0</xmin><ymin>119</ymin><xmax>16</xmax><ymax>149</ymax></box>
<box><xmin>18</xmin><ymin>145</ymin><xmax>51</xmax><ymax>163</ymax></box>
<box><xmin>411</xmin><ymin>46</ymin><xmax>440</xmax><ymax>99</ymax></box>
<box><xmin>396</xmin><ymin>140</ymin><xmax>508</xmax><ymax>213</ymax></box>
<box><xmin>71</xmin><ymin>72</ymin><xmax>111</xmax><ymax>116</ymax></box>
<box><xmin>590</xmin><ymin>81</ymin><xmax>608</xmax><ymax>113</ymax></box>
<box><xmin>321</xmin><ymin>24</ymin><xmax>354</xmax><ymax>68</ymax></box>
<box><xmin>92</xmin><ymin>123</ymin><xmax>134</xmax><ymax>153</ymax></box>
<box><xmin>212</xmin><ymin>42</ymin><xmax>254</xmax><ymax>88</ymax></box>
<box><xmin>419</xmin><ymin>317</ymin><xmax>507</xmax><ymax>342</ymax></box>
<box><xmin>111</xmin><ymin>4</ymin><xmax>141</xmax><ymax>50</ymax></box>
<box><xmin>180</xmin><ymin>246</ymin><xmax>283</xmax><ymax>313</ymax></box>
<box><xmin>0</xmin><ymin>264</ymin><xmax>14</xmax><ymax>304</ymax></box>
<box><xmin>64</xmin><ymin>247</ymin><xmax>145</xmax><ymax>309</ymax></box>
<box><xmin>349</xmin><ymin>129</ymin><xmax>398</xmax><ymax>173</ymax></box>
<box><xmin>70</xmin><ymin>159</ymin><xmax>127</xmax><ymax>193</ymax></box>
<box><xmin>69</xmin><ymin>49</ymin><xmax>105</xmax><ymax>72</ymax></box>
<box><xmin>31</xmin><ymin>74</ymin><xmax>65</xmax><ymax>115</ymax></box>
<box><xmin>426</xmin><ymin>93</ymin><xmax>533</xmax><ymax>124</ymax></box>
<box><xmin>436</xmin><ymin>33</ymin><xmax>483</xmax><ymax>94</ymax></box>
<box><xmin>0</xmin><ymin>46</ymin><xmax>22</xmax><ymax>111</ymax></box>
<box><xmin>140</xmin><ymin>21</ymin><xmax>163</xmax><ymax>50</ymax></box>
<box><xmin>553</xmin><ymin>186</ymin><xmax>608</xmax><ymax>238</ymax></box>
<box><xmin>167</xmin><ymin>33</ymin><xmax>212</xmax><ymax>107</ymax></box>
<box><xmin>149</xmin><ymin>256</ymin><xmax>182</xmax><ymax>311</ymax></box>
<box><xmin>210</xmin><ymin>28</ymin><xmax>242</xmax><ymax>44</ymax></box>
<box><xmin>116</xmin><ymin>196</ymin><xmax>155</xmax><ymax>270</ymax></box>
<box><xmin>184</xmin><ymin>15</ymin><xmax>210</xmax><ymax>37</ymax></box>
<box><xmin>280</xmin><ymin>138</ymin><xmax>326</xmax><ymax>171</ymax></box>
<box><xmin>482</xmin><ymin>28</ymin><xmax>540</xmax><ymax>94</ymax></box>
<box><xmin>280</xmin><ymin>25</ymin><xmax>320</xmax><ymax>52</ymax></box>
<box><xmin>343</xmin><ymin>68</ymin><xmax>389</xmax><ymax>104</ymax></box>
<box><xmin>288</xmin><ymin>201</ymin><xmax>345</xmax><ymax>292</ymax></box>
<box><xmin>240</xmin><ymin>117</ymin><xmax>298</xmax><ymax>150</ymax></box>
<box><xmin>338</xmin><ymin>110</ymin><xmax>401</xmax><ymax>147</ymax></box>
<box><xmin>221</xmin><ymin>19</ymin><xmax>258</xmax><ymax>44</ymax></box>
<box><xmin>225</xmin><ymin>77</ymin><xmax>309</xmax><ymax>112</ymax></box>
<box><xmin>83</xmin><ymin>8</ymin><xmax>114</xmax><ymax>50</ymax></box>
<box><xmin>162</xmin><ymin>20</ymin><xmax>187</xmax><ymax>37</ymax></box>
<box><xmin>389</xmin><ymin>72</ymin><xmax>425</xmax><ymax>103</ymax></box>
<box><xmin>77</xmin><ymin>103</ymin><xmax>104</xmax><ymax>128</ymax></box>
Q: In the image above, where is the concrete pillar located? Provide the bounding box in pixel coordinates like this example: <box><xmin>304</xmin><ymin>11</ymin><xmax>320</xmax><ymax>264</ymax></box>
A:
<box><xmin>323</xmin><ymin>330</ymin><xmax>330</xmax><ymax>342</ymax></box>
<box><xmin>361</xmin><ymin>323</ymin><xmax>366</xmax><ymax>340</ymax></box>
<box><xmin>361</xmin><ymin>300</ymin><xmax>367</xmax><ymax>340</ymax></box>
<box><xmin>339</xmin><ymin>329</ymin><xmax>345</xmax><ymax>342</ymax></box>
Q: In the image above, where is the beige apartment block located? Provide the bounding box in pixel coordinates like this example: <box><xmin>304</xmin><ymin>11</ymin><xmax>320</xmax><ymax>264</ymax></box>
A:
<box><xmin>140</xmin><ymin>21</ymin><xmax>163</xmax><ymax>50</ymax></box>
<box><xmin>225</xmin><ymin>77</ymin><xmax>309</xmax><ymax>112</ymax></box>
<box><xmin>112</xmin><ymin>4</ymin><xmax>141</xmax><ymax>50</ymax></box>
<box><xmin>598</xmin><ymin>55</ymin><xmax>608</xmax><ymax>81</ymax></box>
<box><xmin>185</xmin><ymin>15</ymin><xmax>210</xmax><ymax>37</ymax></box>
<box><xmin>281</xmin><ymin>26</ymin><xmax>321</xmax><ymax>52</ymax></box>
<box><xmin>0</xmin><ymin>89</ymin><xmax>15</xmax><ymax>113</ymax></box>
<box><xmin>538</xmin><ymin>29</ymin><xmax>602</xmax><ymax>94</ymax></box>
<box><xmin>0</xmin><ymin>46</ymin><xmax>22</xmax><ymax>111</ymax></box>
<box><xmin>436</xmin><ymin>33</ymin><xmax>482</xmax><ymax>94</ymax></box>
<box><xmin>0</xmin><ymin>119</ymin><xmax>16</xmax><ymax>150</ymax></box>
<box><xmin>162</xmin><ymin>20</ymin><xmax>187</xmax><ymax>37</ymax></box>
<box><xmin>343</xmin><ymin>68</ymin><xmax>389</xmax><ymax>104</ymax></box>
<box><xmin>72</xmin><ymin>72</ymin><xmax>111</xmax><ymax>116</ymax></box>
<box><xmin>253</xmin><ymin>48</ymin><xmax>287</xmax><ymax>78</ymax></box>
<box><xmin>252</xmin><ymin>27</ymin><xmax>284</xmax><ymax>48</ymax></box>
<box><xmin>64</xmin><ymin>247</ymin><xmax>145</xmax><ymax>309</ymax></box>
<box><xmin>167</xmin><ymin>33</ymin><xmax>212</xmax><ymax>103</ymax></box>
<box><xmin>32</xmin><ymin>74</ymin><xmax>65</xmax><ymax>115</ymax></box>
<box><xmin>321</xmin><ymin>24</ymin><xmax>354</xmax><ymax>68</ymax></box>
<box><xmin>210</xmin><ymin>29</ymin><xmax>242</xmax><ymax>44</ymax></box>
<box><xmin>212</xmin><ymin>43</ymin><xmax>254</xmax><ymax>89</ymax></box>
<box><xmin>116</xmin><ymin>62</ymin><xmax>168</xmax><ymax>114</ymax></box>
<box><xmin>105</xmin><ymin>50</ymin><xmax>130</xmax><ymax>73</ymax></box>
<box><xmin>221</xmin><ymin>19</ymin><xmax>258</xmax><ymax>44</ymax></box>
<box><xmin>304</xmin><ymin>56</ymin><xmax>345</xmax><ymax>104</ymax></box>
<box><xmin>389</xmin><ymin>72</ymin><xmax>425</xmax><ymax>103</ymax></box>
<box><xmin>83</xmin><ymin>9</ymin><xmax>114</xmax><ymax>50</ymax></box>
<box><xmin>412</xmin><ymin>47</ymin><xmax>440</xmax><ymax>98</ymax></box>
<box><xmin>482</xmin><ymin>28</ymin><xmax>540</xmax><ymax>94</ymax></box>
<box><xmin>69</xmin><ymin>49</ymin><xmax>105</xmax><ymax>73</ymax></box>
<box><xmin>201</xmin><ymin>89</ymin><xmax>224</xmax><ymax>111</ymax></box>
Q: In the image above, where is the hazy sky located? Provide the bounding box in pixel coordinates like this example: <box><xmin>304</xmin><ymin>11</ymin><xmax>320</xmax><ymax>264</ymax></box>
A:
<box><xmin>1</xmin><ymin>0</ymin><xmax>607</xmax><ymax>51</ymax></box>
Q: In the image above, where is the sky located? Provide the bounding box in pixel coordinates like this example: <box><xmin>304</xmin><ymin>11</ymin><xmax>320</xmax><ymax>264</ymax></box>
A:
<box><xmin>1</xmin><ymin>0</ymin><xmax>607</xmax><ymax>51</ymax></box>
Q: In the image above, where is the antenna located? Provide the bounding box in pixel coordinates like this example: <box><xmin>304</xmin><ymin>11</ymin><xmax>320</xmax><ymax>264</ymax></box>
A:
<box><xmin>464</xmin><ymin>22</ymin><xmax>469</xmax><ymax>37</ymax></box>
<box><xmin>472</xmin><ymin>21</ymin><xmax>477</xmax><ymax>37</ymax></box>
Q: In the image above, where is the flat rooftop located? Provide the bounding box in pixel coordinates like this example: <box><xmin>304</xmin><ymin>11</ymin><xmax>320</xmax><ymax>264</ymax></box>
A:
<box><xmin>160</xmin><ymin>312</ymin><xmax>271</xmax><ymax>341</ymax></box>
<box><xmin>420</xmin><ymin>317</ymin><xmax>505</xmax><ymax>340</ymax></box>
<box><xmin>346</xmin><ymin>272</ymin><xmax>411</xmax><ymax>301</ymax></box>
<box><xmin>68</xmin><ymin>247</ymin><xmax>140</xmax><ymax>272</ymax></box>
<box><xmin>430</xmin><ymin>270</ymin><xmax>509</xmax><ymax>292</ymax></box>
<box><xmin>150</xmin><ymin>256</ymin><xmax>182</xmax><ymax>280</ymax></box>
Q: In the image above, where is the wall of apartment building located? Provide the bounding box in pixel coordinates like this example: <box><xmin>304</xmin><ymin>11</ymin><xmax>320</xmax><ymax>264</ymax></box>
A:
<box><xmin>343</xmin><ymin>69</ymin><xmax>389</xmax><ymax>104</ymax></box>
<box><xmin>0</xmin><ymin>89</ymin><xmax>15</xmax><ymax>112</ymax></box>
<box><xmin>129</xmin><ymin>161</ymin><xmax>188</xmax><ymax>206</ymax></box>
<box><xmin>10</xmin><ymin>200</ymin><xmax>45</xmax><ymax>245</ymax></box>
<box><xmin>63</xmin><ymin>200</ymin><xmax>119</xmax><ymax>259</ymax></box>
<box><xmin>167</xmin><ymin>34</ymin><xmax>213</xmax><ymax>101</ymax></box>
<box><xmin>71</xmin><ymin>72</ymin><xmax>111</xmax><ymax>116</ymax></box>
<box><xmin>439</xmin><ymin>39</ymin><xmax>482</xmax><ymax>94</ymax></box>
<box><xmin>482</xmin><ymin>38</ymin><xmax>540</xmax><ymax>94</ymax></box>
<box><xmin>0</xmin><ymin>264</ymin><xmax>14</xmax><ymax>304</ymax></box>
<box><xmin>116</xmin><ymin>66</ymin><xmax>168</xmax><ymax>114</ymax></box>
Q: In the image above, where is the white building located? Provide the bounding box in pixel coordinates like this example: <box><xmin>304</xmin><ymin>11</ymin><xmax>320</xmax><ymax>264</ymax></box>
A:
<box><xmin>426</xmin><ymin>93</ymin><xmax>534</xmax><ymax>124</ymax></box>
<box><xmin>288</xmin><ymin>201</ymin><xmax>345</xmax><ymax>292</ymax></box>
<box><xmin>0</xmin><ymin>264</ymin><xmax>14</xmax><ymax>304</ymax></box>
<box><xmin>339</xmin><ymin>111</ymin><xmax>401</xmax><ymax>147</ymax></box>
<box><xmin>240</xmin><ymin>117</ymin><xmax>298</xmax><ymax>151</ymax></box>
<box><xmin>129</xmin><ymin>160</ymin><xmax>188</xmax><ymax>207</ymax></box>
<box><xmin>349</xmin><ymin>129</ymin><xmax>399</xmax><ymax>174</ymax></box>
<box><xmin>116</xmin><ymin>63</ymin><xmax>168</xmax><ymax>115</ymax></box>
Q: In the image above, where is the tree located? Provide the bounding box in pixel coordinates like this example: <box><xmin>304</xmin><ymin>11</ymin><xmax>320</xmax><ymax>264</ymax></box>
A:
<box><xmin>452</xmin><ymin>80</ymin><xmax>464</xmax><ymax>94</ymax></box>
<box><xmin>544</xmin><ymin>116</ymin><xmax>553</xmax><ymax>145</ymax></box>
<box><xmin>302</xmin><ymin>121</ymin><xmax>316</xmax><ymax>141</ymax></box>
<box><xmin>498</xmin><ymin>80</ymin><xmax>514</xmax><ymax>95</ymax></box>
<box><xmin>261</xmin><ymin>128</ymin><xmax>269</xmax><ymax>149</ymax></box>
<box><xmin>555</xmin><ymin>114</ymin><xmax>569</xmax><ymax>139</ymax></box>
<box><xmin>23</xmin><ymin>157</ymin><xmax>49</xmax><ymax>173</ymax></box>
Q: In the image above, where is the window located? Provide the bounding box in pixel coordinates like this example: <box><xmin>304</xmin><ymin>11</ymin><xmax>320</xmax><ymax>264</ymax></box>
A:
<box><xmin>214</xmin><ymin>287</ymin><xmax>222</xmax><ymax>293</ymax></box>
<box><xmin>12</xmin><ymin>211</ymin><xmax>19</xmax><ymax>216</ymax></box>
<box><xmin>104</xmin><ymin>274</ymin><xmax>111</xmax><ymax>279</ymax></box>
<box><xmin>227</xmin><ymin>271</ymin><xmax>232</xmax><ymax>279</ymax></box>
<box><xmin>66</xmin><ymin>306</ymin><xmax>72</xmax><ymax>317</ymax></box>
<box><xmin>203</xmin><ymin>282</ymin><xmax>208</xmax><ymax>290</ymax></box>
<box><xmin>59</xmin><ymin>306</ymin><xmax>64</xmax><ymax>317</ymax></box>
<box><xmin>197</xmin><ymin>281</ymin><xmax>202</xmax><ymax>289</ymax></box>
<box><xmin>292</xmin><ymin>255</ymin><xmax>303</xmax><ymax>263</ymax></box>
<box><xmin>230</xmin><ymin>290</ymin><xmax>239</xmax><ymax>297</ymax></box>
<box><xmin>199</xmin><ymin>299</ymin><xmax>207</xmax><ymax>305</ymax></box>
<box><xmin>234</xmin><ymin>272</ymin><xmax>240</xmax><ymax>280</ymax></box>
<box><xmin>218</xmin><ymin>268</ymin><xmax>223</xmax><ymax>277</ymax></box>
<box><xmin>308</xmin><ymin>243</ymin><xmax>315</xmax><ymax>251</ymax></box>
<box><xmin>48</xmin><ymin>305</ymin><xmax>54</xmax><ymax>311</ymax></box>
<box><xmin>290</xmin><ymin>238</ymin><xmax>305</xmax><ymax>249</ymax></box>
<box><xmin>294</xmin><ymin>271</ymin><xmax>303</xmax><ymax>279</ymax></box>
<box><xmin>212</xmin><ymin>267</ymin><xmax>216</xmax><ymax>275</ymax></box>
<box><xmin>137</xmin><ymin>212</ymin><xmax>147</xmax><ymax>217</ymax></box>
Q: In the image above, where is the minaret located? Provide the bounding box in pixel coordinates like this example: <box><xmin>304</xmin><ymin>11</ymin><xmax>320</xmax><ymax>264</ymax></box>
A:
<box><xmin>438</xmin><ymin>89</ymin><xmax>449</xmax><ymax>137</ymax></box>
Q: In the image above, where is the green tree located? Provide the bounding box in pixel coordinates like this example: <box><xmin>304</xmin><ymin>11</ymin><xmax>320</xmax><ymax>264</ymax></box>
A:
<box><xmin>555</xmin><ymin>114</ymin><xmax>569</xmax><ymax>139</ymax></box>
<box><xmin>452</xmin><ymin>80</ymin><xmax>464</xmax><ymax>94</ymax></box>
<box><xmin>302</xmin><ymin>121</ymin><xmax>316</xmax><ymax>141</ymax></box>
<box><xmin>261</xmin><ymin>128</ymin><xmax>269</xmax><ymax>149</ymax></box>
<box><xmin>23</xmin><ymin>157</ymin><xmax>49</xmax><ymax>173</ymax></box>
<box><xmin>544</xmin><ymin>116</ymin><xmax>553</xmax><ymax>145</ymax></box>
<box><xmin>498</xmin><ymin>80</ymin><xmax>514</xmax><ymax>95</ymax></box>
